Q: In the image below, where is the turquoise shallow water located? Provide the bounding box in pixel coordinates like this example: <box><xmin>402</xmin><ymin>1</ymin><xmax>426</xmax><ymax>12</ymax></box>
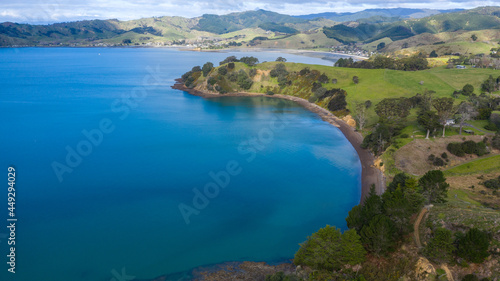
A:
<box><xmin>0</xmin><ymin>48</ymin><xmax>360</xmax><ymax>280</ymax></box>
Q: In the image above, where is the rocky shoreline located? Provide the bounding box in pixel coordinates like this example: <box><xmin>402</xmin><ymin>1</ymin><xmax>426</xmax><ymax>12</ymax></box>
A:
<box><xmin>171</xmin><ymin>79</ymin><xmax>385</xmax><ymax>200</ymax></box>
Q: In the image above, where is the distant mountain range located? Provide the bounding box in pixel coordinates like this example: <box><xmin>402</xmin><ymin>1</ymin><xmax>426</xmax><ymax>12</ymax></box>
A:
<box><xmin>321</xmin><ymin>6</ymin><xmax>500</xmax><ymax>44</ymax></box>
<box><xmin>0</xmin><ymin>7</ymin><xmax>499</xmax><ymax>48</ymax></box>
<box><xmin>294</xmin><ymin>8</ymin><xmax>465</xmax><ymax>22</ymax></box>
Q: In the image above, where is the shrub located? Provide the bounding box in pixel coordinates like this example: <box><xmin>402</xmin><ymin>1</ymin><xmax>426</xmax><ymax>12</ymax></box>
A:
<box><xmin>441</xmin><ymin>152</ymin><xmax>448</xmax><ymax>159</ymax></box>
<box><xmin>461</xmin><ymin>141</ymin><xmax>477</xmax><ymax>154</ymax></box>
<box><xmin>365</xmin><ymin>100</ymin><xmax>372</xmax><ymax>108</ymax></box>
<box><xmin>327</xmin><ymin>88</ymin><xmax>348</xmax><ymax>112</ymax></box>
<box><xmin>419</xmin><ymin>170</ymin><xmax>449</xmax><ymax>203</ymax></box>
<box><xmin>266</xmin><ymin>91</ymin><xmax>275</xmax><ymax>96</ymax></box>
<box><xmin>249</xmin><ymin>68</ymin><xmax>257</xmax><ymax>77</ymax></box>
<box><xmin>493</xmin><ymin>132</ymin><xmax>500</xmax><ymax>149</ymax></box>
<box><xmin>227</xmin><ymin>62</ymin><xmax>235</xmax><ymax>69</ymax></box>
<box><xmin>202</xmin><ymin>62</ymin><xmax>214</xmax><ymax>77</ymax></box>
<box><xmin>462</xmin><ymin>84</ymin><xmax>474</xmax><ymax>96</ymax></box>
<box><xmin>215</xmin><ymin>85</ymin><xmax>227</xmax><ymax>94</ymax></box>
<box><xmin>270</xmin><ymin>63</ymin><xmax>288</xmax><ymax>78</ymax></box>
<box><xmin>447</xmin><ymin>142</ymin><xmax>465</xmax><ymax>157</ymax></box>
<box><xmin>485</xmin><ymin>122</ymin><xmax>498</xmax><ymax>131</ymax></box>
<box><xmin>299</xmin><ymin>67</ymin><xmax>310</xmax><ymax>76</ymax></box>
<box><xmin>462</xmin><ymin>275</ymin><xmax>479</xmax><ymax>281</ymax></box>
<box><xmin>240</xmin><ymin>56</ymin><xmax>259</xmax><ymax>66</ymax></box>
<box><xmin>482</xmin><ymin>176</ymin><xmax>500</xmax><ymax>190</ymax></box>
<box><xmin>318</xmin><ymin>73</ymin><xmax>329</xmax><ymax>83</ymax></box>
<box><xmin>456</xmin><ymin>228</ymin><xmax>491</xmax><ymax>263</ymax></box>
<box><xmin>433</xmin><ymin>157</ymin><xmax>445</xmax><ymax>166</ymax></box>
<box><xmin>313</xmin><ymin>87</ymin><xmax>327</xmax><ymax>98</ymax></box>
<box><xmin>207</xmin><ymin>77</ymin><xmax>217</xmax><ymax>86</ymax></box>
<box><xmin>353</xmin><ymin>76</ymin><xmax>359</xmax><ymax>84</ymax></box>
<box><xmin>428</xmin><ymin>154</ymin><xmax>436</xmax><ymax>162</ymax></box>
<box><xmin>218</xmin><ymin>66</ymin><xmax>227</xmax><ymax>75</ymax></box>
<box><xmin>425</xmin><ymin>228</ymin><xmax>455</xmax><ymax>263</ymax></box>
<box><xmin>294</xmin><ymin>226</ymin><xmax>366</xmax><ymax>271</ymax></box>
<box><xmin>400</xmin><ymin>133</ymin><xmax>409</xmax><ymax>138</ymax></box>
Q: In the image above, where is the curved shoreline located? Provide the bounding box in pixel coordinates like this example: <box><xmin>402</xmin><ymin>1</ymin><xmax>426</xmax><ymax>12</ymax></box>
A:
<box><xmin>171</xmin><ymin>79</ymin><xmax>384</xmax><ymax>201</ymax></box>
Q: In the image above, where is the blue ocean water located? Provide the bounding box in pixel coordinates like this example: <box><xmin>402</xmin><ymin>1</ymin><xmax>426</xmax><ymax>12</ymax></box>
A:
<box><xmin>0</xmin><ymin>48</ymin><xmax>360</xmax><ymax>281</ymax></box>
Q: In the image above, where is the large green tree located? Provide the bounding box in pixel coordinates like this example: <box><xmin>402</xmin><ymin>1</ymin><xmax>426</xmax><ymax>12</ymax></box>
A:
<box><xmin>456</xmin><ymin>102</ymin><xmax>475</xmax><ymax>135</ymax></box>
<box><xmin>417</xmin><ymin>110</ymin><xmax>440</xmax><ymax>139</ymax></box>
<box><xmin>294</xmin><ymin>226</ymin><xmax>366</xmax><ymax>271</ymax></box>
<box><xmin>425</xmin><ymin>228</ymin><xmax>455</xmax><ymax>263</ymax></box>
<box><xmin>382</xmin><ymin>188</ymin><xmax>414</xmax><ymax>237</ymax></box>
<box><xmin>202</xmin><ymin>62</ymin><xmax>214</xmax><ymax>77</ymax></box>
<box><xmin>375</xmin><ymin>97</ymin><xmax>411</xmax><ymax>121</ymax></box>
<box><xmin>360</xmin><ymin>214</ymin><xmax>396</xmax><ymax>256</ymax></box>
<box><xmin>355</xmin><ymin>101</ymin><xmax>367</xmax><ymax>131</ymax></box>
<box><xmin>432</xmin><ymin>97</ymin><xmax>456</xmax><ymax>137</ymax></box>
<box><xmin>418</xmin><ymin>170</ymin><xmax>449</xmax><ymax>203</ymax></box>
<box><xmin>456</xmin><ymin>228</ymin><xmax>491</xmax><ymax>263</ymax></box>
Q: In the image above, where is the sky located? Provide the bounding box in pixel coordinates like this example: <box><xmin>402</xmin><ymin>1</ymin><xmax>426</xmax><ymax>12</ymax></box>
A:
<box><xmin>1</xmin><ymin>0</ymin><xmax>498</xmax><ymax>24</ymax></box>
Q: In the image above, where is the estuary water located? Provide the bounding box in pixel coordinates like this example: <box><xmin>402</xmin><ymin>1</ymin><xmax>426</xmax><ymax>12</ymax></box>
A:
<box><xmin>0</xmin><ymin>48</ymin><xmax>360</xmax><ymax>280</ymax></box>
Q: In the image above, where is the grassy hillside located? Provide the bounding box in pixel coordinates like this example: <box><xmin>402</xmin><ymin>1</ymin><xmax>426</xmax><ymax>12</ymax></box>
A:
<box><xmin>385</xmin><ymin>29</ymin><xmax>500</xmax><ymax>56</ymax></box>
<box><xmin>193</xmin><ymin>9</ymin><xmax>306</xmax><ymax>34</ymax></box>
<box><xmin>250</xmin><ymin>30</ymin><xmax>341</xmax><ymax>49</ymax></box>
<box><xmin>188</xmin><ymin>60</ymin><xmax>499</xmax><ymax>128</ymax></box>
<box><xmin>293</xmin><ymin>8</ymin><xmax>464</xmax><ymax>22</ymax></box>
<box><xmin>2</xmin><ymin>6</ymin><xmax>498</xmax><ymax>48</ymax></box>
<box><xmin>322</xmin><ymin>7</ymin><xmax>500</xmax><ymax>46</ymax></box>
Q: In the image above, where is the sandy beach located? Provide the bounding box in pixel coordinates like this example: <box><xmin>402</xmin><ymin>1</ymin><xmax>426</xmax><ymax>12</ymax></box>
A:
<box><xmin>172</xmin><ymin>79</ymin><xmax>384</xmax><ymax>202</ymax></box>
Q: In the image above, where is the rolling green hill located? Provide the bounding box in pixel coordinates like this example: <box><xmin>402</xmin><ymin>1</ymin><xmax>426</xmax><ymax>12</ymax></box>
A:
<box><xmin>1</xmin><ymin>6</ymin><xmax>499</xmax><ymax>49</ymax></box>
<box><xmin>322</xmin><ymin>6</ymin><xmax>500</xmax><ymax>45</ymax></box>
<box><xmin>193</xmin><ymin>9</ymin><xmax>306</xmax><ymax>34</ymax></box>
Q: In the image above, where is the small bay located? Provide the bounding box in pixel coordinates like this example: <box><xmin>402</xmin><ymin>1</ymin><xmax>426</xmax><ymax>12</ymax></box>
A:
<box><xmin>0</xmin><ymin>48</ymin><xmax>360</xmax><ymax>280</ymax></box>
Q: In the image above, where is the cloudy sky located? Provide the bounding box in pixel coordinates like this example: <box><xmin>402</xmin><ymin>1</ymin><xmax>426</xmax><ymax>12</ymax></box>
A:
<box><xmin>1</xmin><ymin>0</ymin><xmax>498</xmax><ymax>24</ymax></box>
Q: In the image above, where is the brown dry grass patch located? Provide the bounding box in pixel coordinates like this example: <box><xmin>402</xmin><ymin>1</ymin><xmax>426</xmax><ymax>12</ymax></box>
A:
<box><xmin>394</xmin><ymin>135</ymin><xmax>487</xmax><ymax>176</ymax></box>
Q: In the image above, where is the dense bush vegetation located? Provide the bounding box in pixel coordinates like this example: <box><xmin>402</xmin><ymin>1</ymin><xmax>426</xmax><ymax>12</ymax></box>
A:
<box><xmin>481</xmin><ymin>176</ymin><xmax>500</xmax><ymax>190</ymax></box>
<box><xmin>455</xmin><ymin>228</ymin><xmax>492</xmax><ymax>263</ymax></box>
<box><xmin>294</xmin><ymin>226</ymin><xmax>366</xmax><ymax>271</ymax></box>
<box><xmin>335</xmin><ymin>55</ymin><xmax>429</xmax><ymax>71</ymax></box>
<box><xmin>447</xmin><ymin>140</ymin><xmax>488</xmax><ymax>157</ymax></box>
<box><xmin>419</xmin><ymin>170</ymin><xmax>449</xmax><ymax>203</ymax></box>
<box><xmin>425</xmin><ymin>228</ymin><xmax>455</xmax><ymax>263</ymax></box>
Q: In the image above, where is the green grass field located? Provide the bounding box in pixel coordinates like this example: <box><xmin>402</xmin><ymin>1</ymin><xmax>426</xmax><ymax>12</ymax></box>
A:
<box><xmin>444</xmin><ymin>154</ymin><xmax>500</xmax><ymax>176</ymax></box>
<box><xmin>195</xmin><ymin>60</ymin><xmax>499</xmax><ymax>129</ymax></box>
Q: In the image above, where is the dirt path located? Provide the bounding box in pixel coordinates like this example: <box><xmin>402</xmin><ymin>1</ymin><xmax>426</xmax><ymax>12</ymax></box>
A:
<box><xmin>441</xmin><ymin>264</ymin><xmax>454</xmax><ymax>281</ymax></box>
<box><xmin>414</xmin><ymin>205</ymin><xmax>432</xmax><ymax>248</ymax></box>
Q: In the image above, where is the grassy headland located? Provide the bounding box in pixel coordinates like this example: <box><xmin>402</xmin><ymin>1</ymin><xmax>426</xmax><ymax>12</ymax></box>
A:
<box><xmin>173</xmin><ymin>54</ymin><xmax>500</xmax><ymax>280</ymax></box>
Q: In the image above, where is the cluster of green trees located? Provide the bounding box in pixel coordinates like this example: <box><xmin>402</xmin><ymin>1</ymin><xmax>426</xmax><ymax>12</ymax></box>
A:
<box><xmin>334</xmin><ymin>55</ymin><xmax>429</xmax><ymax>71</ymax></box>
<box><xmin>425</xmin><ymin>227</ymin><xmax>492</xmax><ymax>265</ymax></box>
<box><xmin>218</xmin><ymin>55</ymin><xmax>259</xmax><ymax>66</ymax></box>
<box><xmin>481</xmin><ymin>75</ymin><xmax>500</xmax><ymax>93</ymax></box>
<box><xmin>428</xmin><ymin>153</ymin><xmax>448</xmax><ymax>166</ymax></box>
<box><xmin>360</xmin><ymin>82</ymin><xmax>500</xmax><ymax>155</ymax></box>
<box><xmin>446</xmin><ymin>140</ymin><xmax>488</xmax><ymax>157</ymax></box>
<box><xmin>270</xmin><ymin>63</ymin><xmax>290</xmax><ymax>87</ymax></box>
<box><xmin>294</xmin><ymin>226</ymin><xmax>366</xmax><ymax>271</ymax></box>
<box><xmin>292</xmin><ymin>170</ymin><xmax>453</xmax><ymax>280</ymax></box>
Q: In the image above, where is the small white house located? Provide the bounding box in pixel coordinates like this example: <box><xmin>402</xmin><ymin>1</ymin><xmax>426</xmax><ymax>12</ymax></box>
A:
<box><xmin>445</xmin><ymin>119</ymin><xmax>455</xmax><ymax>126</ymax></box>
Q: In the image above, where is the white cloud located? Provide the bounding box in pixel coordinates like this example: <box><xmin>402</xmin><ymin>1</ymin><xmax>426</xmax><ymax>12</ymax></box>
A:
<box><xmin>0</xmin><ymin>0</ymin><xmax>498</xmax><ymax>23</ymax></box>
